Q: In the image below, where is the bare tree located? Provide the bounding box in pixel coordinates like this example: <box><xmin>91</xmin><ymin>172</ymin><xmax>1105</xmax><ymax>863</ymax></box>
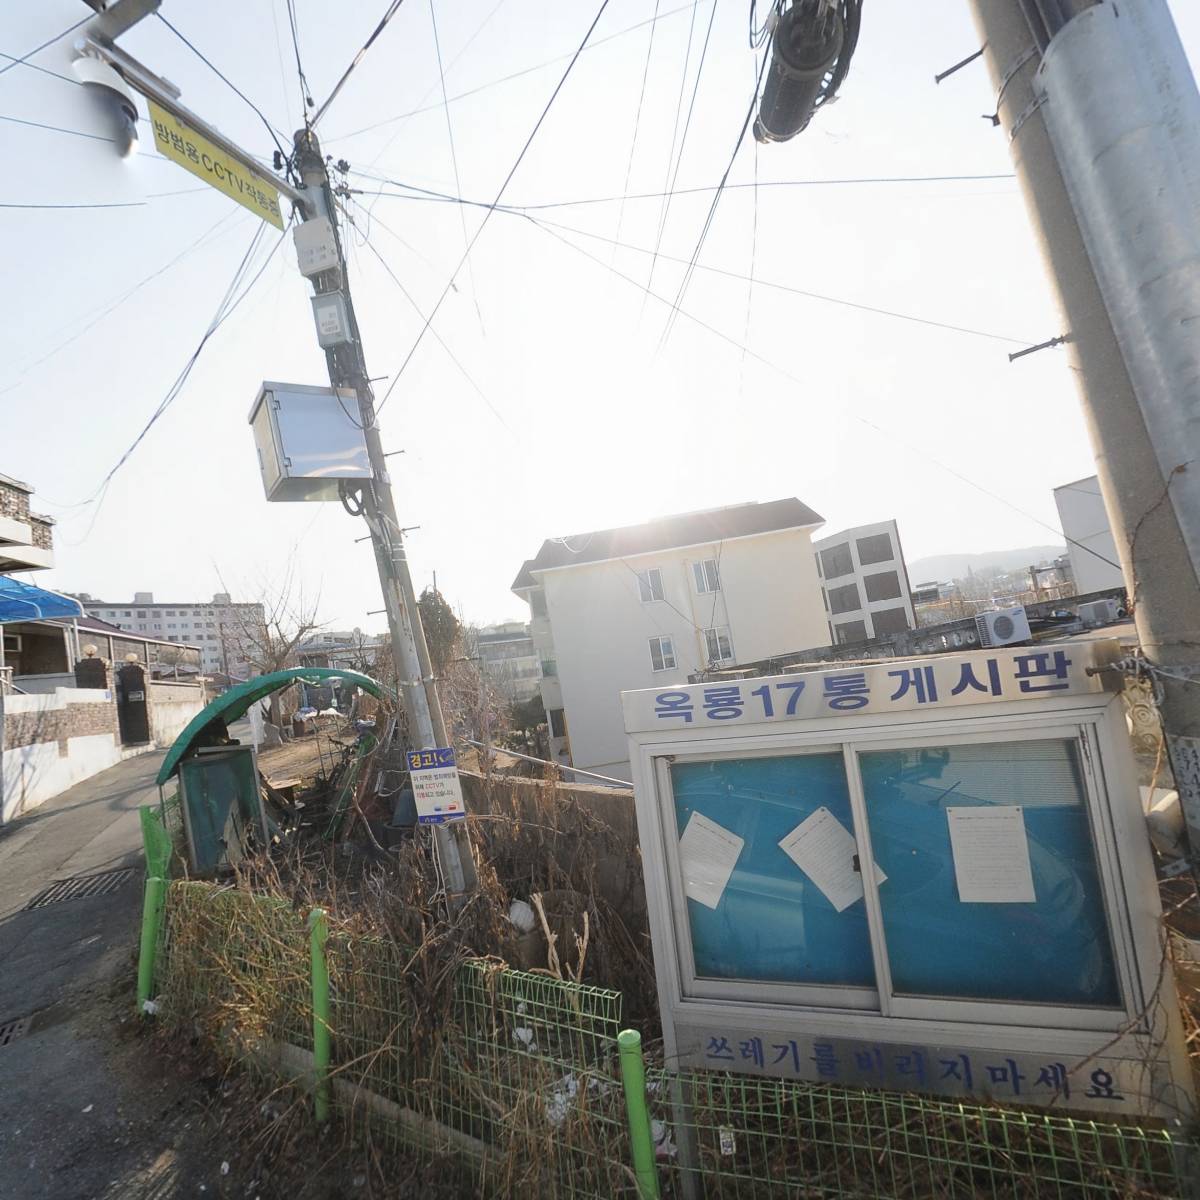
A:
<box><xmin>219</xmin><ymin>564</ymin><xmax>324</xmax><ymax>726</ymax></box>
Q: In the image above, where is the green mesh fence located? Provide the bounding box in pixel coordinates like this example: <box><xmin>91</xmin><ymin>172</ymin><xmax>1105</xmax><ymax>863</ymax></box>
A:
<box><xmin>646</xmin><ymin>1068</ymin><xmax>1198</xmax><ymax>1199</ymax></box>
<box><xmin>152</xmin><ymin>882</ymin><xmax>1198</xmax><ymax>1200</ymax></box>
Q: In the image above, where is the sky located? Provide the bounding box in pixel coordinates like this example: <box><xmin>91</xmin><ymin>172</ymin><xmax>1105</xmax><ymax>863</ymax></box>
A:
<box><xmin>3</xmin><ymin>1</ymin><xmax>1199</xmax><ymax>634</ymax></box>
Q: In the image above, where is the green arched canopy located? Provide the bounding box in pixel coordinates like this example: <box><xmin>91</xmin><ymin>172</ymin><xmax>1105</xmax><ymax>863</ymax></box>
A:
<box><xmin>156</xmin><ymin>667</ymin><xmax>391</xmax><ymax>785</ymax></box>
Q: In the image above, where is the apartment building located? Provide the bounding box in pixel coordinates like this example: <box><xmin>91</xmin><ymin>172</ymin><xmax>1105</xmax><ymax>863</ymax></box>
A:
<box><xmin>813</xmin><ymin>519</ymin><xmax>916</xmax><ymax>645</ymax></box>
<box><xmin>76</xmin><ymin>591</ymin><xmax>266</xmax><ymax>678</ymax></box>
<box><xmin>475</xmin><ymin>622</ymin><xmax>541</xmax><ymax>703</ymax></box>
<box><xmin>513</xmin><ymin>498</ymin><xmax>828</xmax><ymax>781</ymax></box>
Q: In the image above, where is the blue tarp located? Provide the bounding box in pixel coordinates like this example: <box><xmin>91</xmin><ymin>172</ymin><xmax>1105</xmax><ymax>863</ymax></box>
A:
<box><xmin>0</xmin><ymin>576</ymin><xmax>84</xmax><ymax>623</ymax></box>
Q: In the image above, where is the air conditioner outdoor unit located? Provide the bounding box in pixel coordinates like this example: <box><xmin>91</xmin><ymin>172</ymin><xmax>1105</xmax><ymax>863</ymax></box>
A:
<box><xmin>975</xmin><ymin>606</ymin><xmax>1031</xmax><ymax>648</ymax></box>
<box><xmin>1077</xmin><ymin>598</ymin><xmax>1121</xmax><ymax>628</ymax></box>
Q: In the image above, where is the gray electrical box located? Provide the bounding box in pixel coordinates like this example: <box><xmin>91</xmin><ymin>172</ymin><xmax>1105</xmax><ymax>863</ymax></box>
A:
<box><xmin>248</xmin><ymin>381</ymin><xmax>371</xmax><ymax>502</ymax></box>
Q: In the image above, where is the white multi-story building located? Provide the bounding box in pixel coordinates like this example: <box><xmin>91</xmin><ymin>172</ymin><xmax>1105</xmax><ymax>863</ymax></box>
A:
<box><xmin>513</xmin><ymin>498</ymin><xmax>829</xmax><ymax>781</ymax></box>
<box><xmin>475</xmin><ymin>622</ymin><xmax>541</xmax><ymax>702</ymax></box>
<box><xmin>75</xmin><ymin>591</ymin><xmax>266</xmax><ymax>679</ymax></box>
<box><xmin>813</xmin><ymin>519</ymin><xmax>916</xmax><ymax>645</ymax></box>
<box><xmin>1053</xmin><ymin>475</ymin><xmax>1125</xmax><ymax>595</ymax></box>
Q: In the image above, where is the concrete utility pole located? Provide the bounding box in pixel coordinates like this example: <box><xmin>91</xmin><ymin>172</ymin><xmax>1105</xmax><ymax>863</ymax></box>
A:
<box><xmin>967</xmin><ymin>0</ymin><xmax>1200</xmax><ymax>868</ymax></box>
<box><xmin>291</xmin><ymin>128</ymin><xmax>478</xmax><ymax>897</ymax></box>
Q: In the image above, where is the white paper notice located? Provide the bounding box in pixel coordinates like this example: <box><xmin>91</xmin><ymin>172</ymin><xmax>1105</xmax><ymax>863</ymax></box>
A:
<box><xmin>946</xmin><ymin>806</ymin><xmax>1036</xmax><ymax>903</ymax></box>
<box><xmin>778</xmin><ymin>807</ymin><xmax>883</xmax><ymax>913</ymax></box>
<box><xmin>678</xmin><ymin>812</ymin><xmax>744</xmax><ymax>909</ymax></box>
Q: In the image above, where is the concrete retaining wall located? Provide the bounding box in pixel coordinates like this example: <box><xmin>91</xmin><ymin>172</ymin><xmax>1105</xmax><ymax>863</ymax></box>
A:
<box><xmin>1</xmin><ymin>688</ymin><xmax>122</xmax><ymax>823</ymax></box>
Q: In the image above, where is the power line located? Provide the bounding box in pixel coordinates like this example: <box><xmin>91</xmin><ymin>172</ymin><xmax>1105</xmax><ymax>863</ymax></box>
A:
<box><xmin>0</xmin><ymin>14</ymin><xmax>91</xmax><ymax>80</ymax></box>
<box><xmin>348</xmin><ymin>173</ymin><xmax>1036</xmax><ymax>346</ymax></box>
<box><xmin>0</xmin><ymin>111</ymin><xmax>117</xmax><ymax>143</ymax></box>
<box><xmin>660</xmin><ymin>47</ymin><xmax>772</xmax><ymax>347</ymax></box>
<box><xmin>58</xmin><ymin>221</ymin><xmax>287</xmax><ymax>536</ymax></box>
<box><xmin>428</xmin><ymin>0</ymin><xmax>483</xmax><ymax>329</ymax></box>
<box><xmin>646</xmin><ymin>0</ymin><xmax>702</xmax><ymax>303</ymax></box>
<box><xmin>0</xmin><ymin>200</ymin><xmax>144</xmax><ymax>210</ymax></box>
<box><xmin>613</xmin><ymin>0</ymin><xmax>661</xmax><ymax>251</ymax></box>
<box><xmin>0</xmin><ymin>209</ymin><xmax>243</xmax><ymax>394</ymax></box>
<box><xmin>651</xmin><ymin>0</ymin><xmax>720</xmax><ymax>301</ymax></box>
<box><xmin>311</xmin><ymin>0</ymin><xmax>408</xmax><ymax>127</ymax></box>
<box><xmin>285</xmin><ymin>0</ymin><xmax>314</xmax><ymax>113</ymax></box>
<box><xmin>521</xmin><ymin>213</ymin><xmax>1115</xmax><ymax>571</ymax></box>
<box><xmin>339</xmin><ymin>198</ymin><xmax>510</xmax><ymax>431</ymax></box>
<box><xmin>155</xmin><ymin>13</ymin><xmax>292</xmax><ymax>159</ymax></box>
<box><xmin>333</xmin><ymin>0</ymin><xmax>696</xmax><ymax>141</ymax></box>
<box><xmin>350</xmin><ymin>169</ymin><xmax>1019</xmax><ymax>211</ymax></box>
<box><xmin>376</xmin><ymin>0</ymin><xmax>614</xmax><ymax>416</ymax></box>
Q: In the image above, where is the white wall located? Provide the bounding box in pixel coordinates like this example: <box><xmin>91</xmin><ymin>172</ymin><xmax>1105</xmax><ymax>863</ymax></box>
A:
<box><xmin>539</xmin><ymin>529</ymin><xmax>827</xmax><ymax>778</ymax></box>
<box><xmin>1053</xmin><ymin>477</ymin><xmax>1126</xmax><ymax>595</ymax></box>
<box><xmin>148</xmin><ymin>682</ymin><xmax>207</xmax><ymax>746</ymax></box>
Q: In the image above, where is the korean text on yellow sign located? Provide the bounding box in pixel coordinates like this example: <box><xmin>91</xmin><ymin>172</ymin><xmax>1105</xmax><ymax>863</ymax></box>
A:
<box><xmin>148</xmin><ymin>100</ymin><xmax>283</xmax><ymax>229</ymax></box>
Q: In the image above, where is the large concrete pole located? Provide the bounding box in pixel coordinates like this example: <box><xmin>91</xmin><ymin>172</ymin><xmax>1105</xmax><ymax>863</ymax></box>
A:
<box><xmin>966</xmin><ymin>0</ymin><xmax>1200</xmax><ymax>862</ymax></box>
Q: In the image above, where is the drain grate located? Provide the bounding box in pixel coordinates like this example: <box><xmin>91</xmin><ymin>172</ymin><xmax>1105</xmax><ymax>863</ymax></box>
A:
<box><xmin>0</xmin><ymin>1016</ymin><xmax>31</xmax><ymax>1046</ymax></box>
<box><xmin>24</xmin><ymin>867</ymin><xmax>136</xmax><ymax>910</ymax></box>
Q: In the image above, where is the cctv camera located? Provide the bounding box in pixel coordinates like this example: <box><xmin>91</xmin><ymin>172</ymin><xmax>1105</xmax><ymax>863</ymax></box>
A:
<box><xmin>71</xmin><ymin>55</ymin><xmax>139</xmax><ymax>158</ymax></box>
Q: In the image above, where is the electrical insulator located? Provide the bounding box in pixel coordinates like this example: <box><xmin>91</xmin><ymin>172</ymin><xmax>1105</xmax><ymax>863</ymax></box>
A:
<box><xmin>754</xmin><ymin>2</ymin><xmax>845</xmax><ymax>144</ymax></box>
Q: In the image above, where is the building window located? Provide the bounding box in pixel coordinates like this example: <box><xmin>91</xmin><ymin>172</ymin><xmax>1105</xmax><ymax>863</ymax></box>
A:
<box><xmin>137</xmin><ymin>611</ymin><xmax>146</xmax><ymax>618</ymax></box>
<box><xmin>206</xmin><ymin>621</ymin><xmax>214</xmax><ymax>628</ymax></box>
<box><xmin>541</xmin><ymin>659</ymin><xmax>557</xmax><ymax>678</ymax></box>
<box><xmin>828</xmin><ymin>582</ymin><xmax>861</xmax><ymax>616</ymax></box>
<box><xmin>167</xmin><ymin>623</ymin><xmax>177</xmax><ymax>629</ymax></box>
<box><xmin>549</xmin><ymin>708</ymin><xmax>567</xmax><ymax>738</ymax></box>
<box><xmin>165</xmin><ymin>610</ymin><xmax>175</xmax><ymax>616</ymax></box>
<box><xmin>835</xmin><ymin>619</ymin><xmax>868</xmax><ymax>644</ymax></box>
<box><xmin>692</xmin><ymin>559</ymin><xmax>720</xmax><ymax>594</ymax></box>
<box><xmin>819</xmin><ymin>543</ymin><xmax>854</xmax><ymax>579</ymax></box>
<box><xmin>649</xmin><ymin>635</ymin><xmax>677</xmax><ymax>672</ymax></box>
<box><xmin>863</xmin><ymin>570</ymin><xmax>902</xmax><ymax>603</ymax></box>
<box><xmin>637</xmin><ymin>568</ymin><xmax>664</xmax><ymax>603</ymax></box>
<box><xmin>704</xmin><ymin>626</ymin><xmax>734</xmax><ymax>665</ymax></box>
<box><xmin>122</xmin><ymin>610</ymin><xmax>131</xmax><ymax>617</ymax></box>
<box><xmin>856</xmin><ymin>532</ymin><xmax>895</xmax><ymax>566</ymax></box>
<box><xmin>871</xmin><ymin>606</ymin><xmax>910</xmax><ymax>636</ymax></box>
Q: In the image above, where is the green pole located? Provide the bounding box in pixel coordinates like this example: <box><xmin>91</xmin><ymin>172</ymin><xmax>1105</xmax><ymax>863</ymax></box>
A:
<box><xmin>136</xmin><ymin>876</ymin><xmax>166</xmax><ymax>1014</ymax></box>
<box><xmin>309</xmin><ymin>907</ymin><xmax>331</xmax><ymax>1123</ymax></box>
<box><xmin>617</xmin><ymin>1029</ymin><xmax>661</xmax><ymax>1200</ymax></box>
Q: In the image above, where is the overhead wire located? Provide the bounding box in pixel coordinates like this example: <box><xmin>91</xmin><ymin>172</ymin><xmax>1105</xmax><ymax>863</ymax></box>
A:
<box><xmin>349</xmin><ymin>168</ymin><xmax>1018</xmax><ymax>211</ymax></box>
<box><xmin>613</xmin><ymin>0</ymin><xmax>661</xmax><ymax>252</ymax></box>
<box><xmin>285</xmin><ymin>0</ymin><xmax>314</xmax><ymax>113</ymax></box>
<box><xmin>428</xmin><ymin>0</ymin><xmax>484</xmax><ymax>330</ymax></box>
<box><xmin>333</xmin><ymin>0</ymin><xmax>696</xmax><ymax>141</ymax></box>
<box><xmin>660</xmin><ymin>46</ymin><xmax>773</xmax><ymax>347</ymax></box>
<box><xmin>339</xmin><ymin>198</ymin><xmax>510</xmax><ymax>432</ymax></box>
<box><xmin>648</xmin><ymin>0</ymin><xmax>720</xmax><ymax>300</ymax></box>
<box><xmin>311</xmin><ymin>0</ymin><xmax>408</xmax><ymax>127</ymax></box>
<box><xmin>155</xmin><ymin>13</ymin><xmax>293</xmax><ymax>165</ymax></box>
<box><xmin>0</xmin><ymin>209</ymin><xmax>244</xmax><ymax>395</ymax></box>
<box><xmin>516</xmin><ymin>211</ymin><xmax>1120</xmax><ymax>571</ymax></box>
<box><xmin>0</xmin><ymin>199</ymin><xmax>144</xmax><ymax>210</ymax></box>
<box><xmin>375</xmin><ymin>0</ymin><xmax>614</xmax><ymax>416</ymax></box>
<box><xmin>55</xmin><ymin>219</ymin><xmax>289</xmax><ymax>540</ymax></box>
<box><xmin>645</xmin><ymin>0</ymin><xmax>702</xmax><ymax>304</ymax></box>
<box><xmin>0</xmin><ymin>13</ymin><xmax>91</xmax><ymax>81</ymax></box>
<box><xmin>350</xmin><ymin>174</ymin><xmax>1036</xmax><ymax>346</ymax></box>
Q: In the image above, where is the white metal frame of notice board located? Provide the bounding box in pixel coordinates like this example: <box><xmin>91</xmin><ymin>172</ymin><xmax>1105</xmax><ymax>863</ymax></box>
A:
<box><xmin>623</xmin><ymin>640</ymin><xmax>1194</xmax><ymax>1121</ymax></box>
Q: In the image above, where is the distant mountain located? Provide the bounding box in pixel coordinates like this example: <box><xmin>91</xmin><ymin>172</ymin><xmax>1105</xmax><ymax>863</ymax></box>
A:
<box><xmin>907</xmin><ymin>545</ymin><xmax>1065</xmax><ymax>585</ymax></box>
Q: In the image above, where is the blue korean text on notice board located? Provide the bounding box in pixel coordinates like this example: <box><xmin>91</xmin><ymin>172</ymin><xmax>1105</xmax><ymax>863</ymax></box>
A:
<box><xmin>406</xmin><ymin>746</ymin><xmax>456</xmax><ymax>772</ymax></box>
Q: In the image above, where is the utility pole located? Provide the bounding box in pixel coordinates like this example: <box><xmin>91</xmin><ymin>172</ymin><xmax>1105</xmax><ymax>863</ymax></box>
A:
<box><xmin>291</xmin><ymin>128</ymin><xmax>478</xmax><ymax>897</ymax></box>
<box><xmin>966</xmin><ymin>0</ymin><xmax>1200</xmax><ymax>868</ymax></box>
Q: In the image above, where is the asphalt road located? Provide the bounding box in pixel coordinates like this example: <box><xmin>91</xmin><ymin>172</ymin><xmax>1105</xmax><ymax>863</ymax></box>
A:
<box><xmin>0</xmin><ymin>747</ymin><xmax>217</xmax><ymax>1200</ymax></box>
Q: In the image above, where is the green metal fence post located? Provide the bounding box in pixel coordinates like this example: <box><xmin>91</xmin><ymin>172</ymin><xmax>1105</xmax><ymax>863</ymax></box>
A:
<box><xmin>136</xmin><ymin>876</ymin><xmax>166</xmax><ymax>1014</ymax></box>
<box><xmin>618</xmin><ymin>1029</ymin><xmax>662</xmax><ymax>1200</ymax></box>
<box><xmin>309</xmin><ymin>907</ymin><xmax>331</xmax><ymax>1123</ymax></box>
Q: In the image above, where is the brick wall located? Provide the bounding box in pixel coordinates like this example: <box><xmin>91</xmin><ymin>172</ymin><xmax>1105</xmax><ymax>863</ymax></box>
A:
<box><xmin>29</xmin><ymin>515</ymin><xmax>53</xmax><ymax>550</ymax></box>
<box><xmin>3</xmin><ymin>697</ymin><xmax>118</xmax><ymax>750</ymax></box>
<box><xmin>0</xmin><ymin>479</ymin><xmax>30</xmax><ymax>521</ymax></box>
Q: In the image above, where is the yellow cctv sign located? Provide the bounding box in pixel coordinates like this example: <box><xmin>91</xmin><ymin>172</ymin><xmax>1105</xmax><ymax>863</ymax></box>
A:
<box><xmin>148</xmin><ymin>100</ymin><xmax>284</xmax><ymax>228</ymax></box>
